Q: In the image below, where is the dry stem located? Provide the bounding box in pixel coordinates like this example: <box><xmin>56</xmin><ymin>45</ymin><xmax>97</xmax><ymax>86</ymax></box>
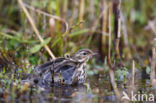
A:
<box><xmin>150</xmin><ymin>47</ymin><xmax>156</xmax><ymax>88</ymax></box>
<box><xmin>108</xmin><ymin>2</ymin><xmax>112</xmax><ymax>65</ymax></box>
<box><xmin>132</xmin><ymin>60</ymin><xmax>135</xmax><ymax>90</ymax></box>
<box><xmin>18</xmin><ymin>0</ymin><xmax>56</xmax><ymax>59</ymax></box>
<box><xmin>109</xmin><ymin>68</ymin><xmax>121</xmax><ymax>101</ymax></box>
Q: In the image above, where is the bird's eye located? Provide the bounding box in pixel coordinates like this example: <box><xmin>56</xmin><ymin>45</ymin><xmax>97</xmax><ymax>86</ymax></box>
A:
<box><xmin>83</xmin><ymin>52</ymin><xmax>87</xmax><ymax>55</ymax></box>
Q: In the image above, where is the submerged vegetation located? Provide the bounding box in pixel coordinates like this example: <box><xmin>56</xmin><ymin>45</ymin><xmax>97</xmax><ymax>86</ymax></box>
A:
<box><xmin>0</xmin><ymin>0</ymin><xmax>156</xmax><ymax>102</ymax></box>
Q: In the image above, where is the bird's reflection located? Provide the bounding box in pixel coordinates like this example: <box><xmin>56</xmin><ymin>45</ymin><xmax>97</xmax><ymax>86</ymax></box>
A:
<box><xmin>35</xmin><ymin>84</ymin><xmax>88</xmax><ymax>103</ymax></box>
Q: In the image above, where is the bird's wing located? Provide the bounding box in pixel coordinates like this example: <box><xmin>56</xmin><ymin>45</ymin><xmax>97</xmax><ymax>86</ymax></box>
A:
<box><xmin>54</xmin><ymin>59</ymin><xmax>77</xmax><ymax>73</ymax></box>
<box><xmin>34</xmin><ymin>57</ymin><xmax>65</xmax><ymax>74</ymax></box>
<box><xmin>33</xmin><ymin>58</ymin><xmax>78</xmax><ymax>85</ymax></box>
<box><xmin>34</xmin><ymin>61</ymin><xmax>53</xmax><ymax>74</ymax></box>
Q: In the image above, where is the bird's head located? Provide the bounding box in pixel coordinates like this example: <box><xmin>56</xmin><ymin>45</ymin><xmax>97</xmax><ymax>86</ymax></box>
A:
<box><xmin>72</xmin><ymin>49</ymin><xmax>97</xmax><ymax>63</ymax></box>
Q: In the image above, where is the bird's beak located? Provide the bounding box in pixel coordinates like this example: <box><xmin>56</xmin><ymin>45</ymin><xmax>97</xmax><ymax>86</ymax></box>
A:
<box><xmin>92</xmin><ymin>52</ymin><xmax>98</xmax><ymax>56</ymax></box>
<box><xmin>90</xmin><ymin>52</ymin><xmax>98</xmax><ymax>57</ymax></box>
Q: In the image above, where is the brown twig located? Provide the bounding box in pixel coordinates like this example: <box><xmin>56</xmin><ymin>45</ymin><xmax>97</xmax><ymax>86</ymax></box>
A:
<box><xmin>109</xmin><ymin>67</ymin><xmax>121</xmax><ymax>102</ymax></box>
<box><xmin>126</xmin><ymin>60</ymin><xmax>136</xmax><ymax>103</ymax></box>
<box><xmin>79</xmin><ymin>0</ymin><xmax>85</xmax><ymax>29</ymax></box>
<box><xmin>18</xmin><ymin>0</ymin><xmax>56</xmax><ymax>59</ymax></box>
<box><xmin>131</xmin><ymin>60</ymin><xmax>135</xmax><ymax>90</ymax></box>
<box><xmin>78</xmin><ymin>0</ymin><xmax>85</xmax><ymax>41</ymax></box>
<box><xmin>113</xmin><ymin>0</ymin><xmax>122</xmax><ymax>62</ymax></box>
<box><xmin>150</xmin><ymin>47</ymin><xmax>156</xmax><ymax>89</ymax></box>
<box><xmin>100</xmin><ymin>0</ymin><xmax>108</xmax><ymax>60</ymax></box>
<box><xmin>49</xmin><ymin>18</ymin><xmax>55</xmax><ymax>39</ymax></box>
<box><xmin>108</xmin><ymin>2</ymin><xmax>112</xmax><ymax>66</ymax></box>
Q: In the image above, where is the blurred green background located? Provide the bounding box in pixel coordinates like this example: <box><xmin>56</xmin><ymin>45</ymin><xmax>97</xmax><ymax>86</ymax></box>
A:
<box><xmin>0</xmin><ymin>0</ymin><xmax>155</xmax><ymax>74</ymax></box>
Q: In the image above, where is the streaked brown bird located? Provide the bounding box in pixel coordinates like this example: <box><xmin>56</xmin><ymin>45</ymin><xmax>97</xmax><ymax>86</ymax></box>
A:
<box><xmin>34</xmin><ymin>49</ymin><xmax>96</xmax><ymax>85</ymax></box>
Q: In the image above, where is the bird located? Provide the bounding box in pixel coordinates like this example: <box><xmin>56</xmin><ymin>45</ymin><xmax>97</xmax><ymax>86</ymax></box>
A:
<box><xmin>33</xmin><ymin>49</ymin><xmax>96</xmax><ymax>86</ymax></box>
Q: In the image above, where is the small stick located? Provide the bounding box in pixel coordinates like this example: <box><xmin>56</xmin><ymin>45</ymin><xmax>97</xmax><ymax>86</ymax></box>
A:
<box><xmin>79</xmin><ymin>0</ymin><xmax>85</xmax><ymax>29</ymax></box>
<box><xmin>132</xmin><ymin>60</ymin><xmax>135</xmax><ymax>90</ymax></box>
<box><xmin>150</xmin><ymin>47</ymin><xmax>156</xmax><ymax>88</ymax></box>
<box><xmin>113</xmin><ymin>0</ymin><xmax>123</xmax><ymax>63</ymax></box>
<box><xmin>108</xmin><ymin>2</ymin><xmax>112</xmax><ymax>65</ymax></box>
<box><xmin>100</xmin><ymin>0</ymin><xmax>108</xmax><ymax>59</ymax></box>
<box><xmin>109</xmin><ymin>68</ymin><xmax>121</xmax><ymax>101</ymax></box>
<box><xmin>18</xmin><ymin>0</ymin><xmax>56</xmax><ymax>59</ymax></box>
<box><xmin>49</xmin><ymin>18</ymin><xmax>55</xmax><ymax>38</ymax></box>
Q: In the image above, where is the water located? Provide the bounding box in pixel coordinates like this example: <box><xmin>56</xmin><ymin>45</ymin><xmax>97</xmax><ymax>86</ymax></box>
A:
<box><xmin>33</xmin><ymin>75</ymin><xmax>117</xmax><ymax>103</ymax></box>
<box><xmin>0</xmin><ymin>71</ymin><xmax>153</xmax><ymax>103</ymax></box>
<box><xmin>1</xmin><ymin>75</ymin><xmax>116</xmax><ymax>103</ymax></box>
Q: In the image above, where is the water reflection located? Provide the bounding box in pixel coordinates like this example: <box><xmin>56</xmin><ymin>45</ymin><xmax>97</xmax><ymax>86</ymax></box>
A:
<box><xmin>30</xmin><ymin>84</ymin><xmax>88</xmax><ymax>103</ymax></box>
<box><xmin>53</xmin><ymin>85</ymin><xmax>87</xmax><ymax>103</ymax></box>
<box><xmin>0</xmin><ymin>75</ymin><xmax>119</xmax><ymax>103</ymax></box>
<box><xmin>28</xmin><ymin>75</ymin><xmax>118</xmax><ymax>103</ymax></box>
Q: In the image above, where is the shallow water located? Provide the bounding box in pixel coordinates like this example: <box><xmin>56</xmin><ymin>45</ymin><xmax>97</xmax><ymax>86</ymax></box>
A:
<box><xmin>0</xmin><ymin>71</ymin><xmax>154</xmax><ymax>103</ymax></box>
<box><xmin>13</xmin><ymin>75</ymin><xmax>117</xmax><ymax>103</ymax></box>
